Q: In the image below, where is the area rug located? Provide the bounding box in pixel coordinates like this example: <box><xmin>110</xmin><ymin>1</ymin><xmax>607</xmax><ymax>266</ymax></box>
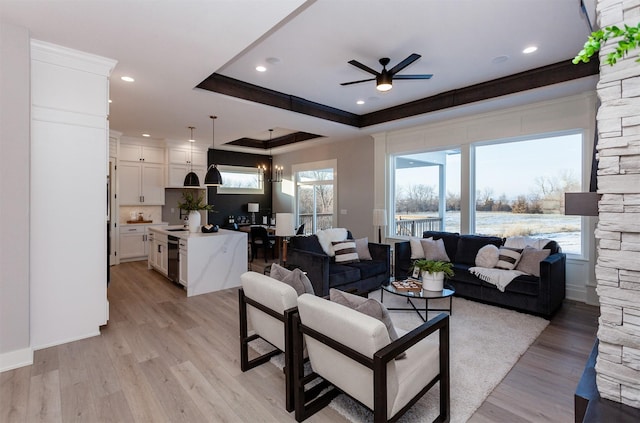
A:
<box><xmin>249</xmin><ymin>292</ymin><xmax>549</xmax><ymax>423</ymax></box>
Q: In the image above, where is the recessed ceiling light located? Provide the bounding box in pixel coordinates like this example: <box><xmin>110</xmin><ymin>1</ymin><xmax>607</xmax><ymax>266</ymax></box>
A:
<box><xmin>266</xmin><ymin>57</ymin><xmax>281</xmax><ymax>65</ymax></box>
<box><xmin>256</xmin><ymin>65</ymin><xmax>267</xmax><ymax>72</ymax></box>
<box><xmin>356</xmin><ymin>100</ymin><xmax>365</xmax><ymax>105</ymax></box>
<box><xmin>120</xmin><ymin>76</ymin><xmax>135</xmax><ymax>82</ymax></box>
<box><xmin>522</xmin><ymin>46</ymin><xmax>538</xmax><ymax>54</ymax></box>
<box><xmin>108</xmin><ymin>99</ymin><xmax>112</xmax><ymax>103</ymax></box>
<box><xmin>142</xmin><ymin>133</ymin><xmax>150</xmax><ymax>137</ymax></box>
<box><xmin>492</xmin><ymin>55</ymin><xmax>509</xmax><ymax>64</ymax></box>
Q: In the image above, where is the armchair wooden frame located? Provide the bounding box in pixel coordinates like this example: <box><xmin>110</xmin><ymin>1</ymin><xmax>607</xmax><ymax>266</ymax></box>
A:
<box><xmin>292</xmin><ymin>311</ymin><xmax>450</xmax><ymax>423</ymax></box>
<box><xmin>238</xmin><ymin>288</ymin><xmax>297</xmax><ymax>412</ymax></box>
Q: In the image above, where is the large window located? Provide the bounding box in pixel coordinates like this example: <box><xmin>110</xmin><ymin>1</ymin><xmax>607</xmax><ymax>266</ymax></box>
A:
<box><xmin>390</xmin><ymin>132</ymin><xmax>584</xmax><ymax>255</ymax></box>
<box><xmin>216</xmin><ymin>165</ymin><xmax>264</xmax><ymax>194</ymax></box>
<box><xmin>474</xmin><ymin>133</ymin><xmax>582</xmax><ymax>254</ymax></box>
<box><xmin>294</xmin><ymin>161</ymin><xmax>336</xmax><ymax>234</ymax></box>
<box><xmin>392</xmin><ymin>149</ymin><xmax>461</xmax><ymax>237</ymax></box>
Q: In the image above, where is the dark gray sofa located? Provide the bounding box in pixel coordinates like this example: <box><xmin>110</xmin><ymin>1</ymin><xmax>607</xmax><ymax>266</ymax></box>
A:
<box><xmin>395</xmin><ymin>230</ymin><xmax>566</xmax><ymax>317</ymax></box>
<box><xmin>287</xmin><ymin>233</ymin><xmax>390</xmax><ymax>296</ymax></box>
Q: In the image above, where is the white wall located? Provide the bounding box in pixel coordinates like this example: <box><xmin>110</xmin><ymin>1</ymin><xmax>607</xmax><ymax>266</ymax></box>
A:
<box><xmin>29</xmin><ymin>40</ymin><xmax>116</xmax><ymax>349</ymax></box>
<box><xmin>374</xmin><ymin>92</ymin><xmax>598</xmax><ymax>303</ymax></box>
<box><xmin>273</xmin><ymin>135</ymin><xmax>377</xmax><ymax>240</ymax></box>
<box><xmin>0</xmin><ymin>23</ymin><xmax>32</xmax><ymax>370</ymax></box>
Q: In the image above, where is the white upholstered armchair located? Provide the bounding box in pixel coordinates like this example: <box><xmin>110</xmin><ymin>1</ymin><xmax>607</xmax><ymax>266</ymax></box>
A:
<box><xmin>239</xmin><ymin>271</ymin><xmax>298</xmax><ymax>412</ymax></box>
<box><xmin>292</xmin><ymin>293</ymin><xmax>450</xmax><ymax>422</ymax></box>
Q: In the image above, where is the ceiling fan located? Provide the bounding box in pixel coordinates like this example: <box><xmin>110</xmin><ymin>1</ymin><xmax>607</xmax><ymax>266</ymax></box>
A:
<box><xmin>340</xmin><ymin>53</ymin><xmax>433</xmax><ymax>92</ymax></box>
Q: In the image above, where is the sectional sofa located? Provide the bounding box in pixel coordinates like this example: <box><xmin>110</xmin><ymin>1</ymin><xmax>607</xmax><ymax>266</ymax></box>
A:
<box><xmin>395</xmin><ymin>230</ymin><xmax>566</xmax><ymax>317</ymax></box>
<box><xmin>287</xmin><ymin>231</ymin><xmax>390</xmax><ymax>296</ymax></box>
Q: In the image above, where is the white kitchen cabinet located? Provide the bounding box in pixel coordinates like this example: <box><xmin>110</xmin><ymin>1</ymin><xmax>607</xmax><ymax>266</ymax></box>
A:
<box><xmin>119</xmin><ymin>225</ymin><xmax>148</xmax><ymax>260</ymax></box>
<box><xmin>120</xmin><ymin>224</ymin><xmax>166</xmax><ymax>261</ymax></box>
<box><xmin>148</xmin><ymin>231</ymin><xmax>168</xmax><ymax>275</ymax></box>
<box><xmin>119</xmin><ymin>162</ymin><xmax>165</xmax><ymax>205</ymax></box>
<box><xmin>179</xmin><ymin>239</ymin><xmax>188</xmax><ymax>287</ymax></box>
<box><xmin>168</xmin><ymin>147</ymin><xmax>207</xmax><ymax>167</ymax></box>
<box><xmin>120</xmin><ymin>144</ymin><xmax>164</xmax><ymax>163</ymax></box>
<box><xmin>167</xmin><ymin>164</ymin><xmax>206</xmax><ymax>188</ymax></box>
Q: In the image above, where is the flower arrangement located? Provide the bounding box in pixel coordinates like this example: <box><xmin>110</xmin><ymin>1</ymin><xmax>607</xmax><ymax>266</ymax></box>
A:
<box><xmin>177</xmin><ymin>190</ymin><xmax>214</xmax><ymax>212</ymax></box>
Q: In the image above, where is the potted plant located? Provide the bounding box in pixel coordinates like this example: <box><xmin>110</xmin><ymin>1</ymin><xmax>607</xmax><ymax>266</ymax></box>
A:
<box><xmin>178</xmin><ymin>190</ymin><xmax>213</xmax><ymax>232</ymax></box>
<box><xmin>412</xmin><ymin>259</ymin><xmax>454</xmax><ymax>292</ymax></box>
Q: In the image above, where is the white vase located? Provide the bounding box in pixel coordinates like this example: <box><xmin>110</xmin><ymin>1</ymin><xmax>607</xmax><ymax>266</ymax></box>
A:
<box><xmin>422</xmin><ymin>271</ymin><xmax>444</xmax><ymax>291</ymax></box>
<box><xmin>188</xmin><ymin>210</ymin><xmax>201</xmax><ymax>233</ymax></box>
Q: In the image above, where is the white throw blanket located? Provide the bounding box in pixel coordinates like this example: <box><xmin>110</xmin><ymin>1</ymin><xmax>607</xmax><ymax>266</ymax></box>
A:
<box><xmin>469</xmin><ymin>267</ymin><xmax>526</xmax><ymax>292</ymax></box>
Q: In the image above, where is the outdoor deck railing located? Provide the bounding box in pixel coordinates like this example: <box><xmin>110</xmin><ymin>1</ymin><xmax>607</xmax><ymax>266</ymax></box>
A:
<box><xmin>395</xmin><ymin>217</ymin><xmax>442</xmax><ymax>237</ymax></box>
<box><xmin>294</xmin><ymin>214</ymin><xmax>442</xmax><ymax>237</ymax></box>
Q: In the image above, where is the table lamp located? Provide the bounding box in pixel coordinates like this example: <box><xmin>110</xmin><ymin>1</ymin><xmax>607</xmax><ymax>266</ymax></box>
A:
<box><xmin>373</xmin><ymin>209</ymin><xmax>387</xmax><ymax>243</ymax></box>
<box><xmin>248</xmin><ymin>203</ymin><xmax>259</xmax><ymax>224</ymax></box>
<box><xmin>275</xmin><ymin>213</ymin><xmax>295</xmax><ymax>265</ymax></box>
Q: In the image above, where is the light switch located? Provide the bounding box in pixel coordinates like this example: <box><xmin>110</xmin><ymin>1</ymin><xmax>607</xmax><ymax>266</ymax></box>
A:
<box><xmin>340</xmin><ymin>209</ymin><xmax>347</xmax><ymax>215</ymax></box>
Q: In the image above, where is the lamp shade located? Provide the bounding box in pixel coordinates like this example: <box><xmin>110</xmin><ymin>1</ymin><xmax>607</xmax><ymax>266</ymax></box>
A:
<box><xmin>204</xmin><ymin>164</ymin><xmax>223</xmax><ymax>186</ymax></box>
<box><xmin>373</xmin><ymin>209</ymin><xmax>387</xmax><ymax>226</ymax></box>
<box><xmin>248</xmin><ymin>203</ymin><xmax>259</xmax><ymax>213</ymax></box>
<box><xmin>275</xmin><ymin>213</ymin><xmax>295</xmax><ymax>237</ymax></box>
<box><xmin>183</xmin><ymin>171</ymin><xmax>200</xmax><ymax>187</ymax></box>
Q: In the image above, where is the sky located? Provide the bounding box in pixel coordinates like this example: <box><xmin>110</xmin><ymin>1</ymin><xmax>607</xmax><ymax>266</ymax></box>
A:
<box><xmin>396</xmin><ymin>133</ymin><xmax>583</xmax><ymax>200</ymax></box>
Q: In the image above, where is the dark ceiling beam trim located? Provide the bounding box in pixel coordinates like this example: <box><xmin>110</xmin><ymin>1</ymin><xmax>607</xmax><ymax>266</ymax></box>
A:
<box><xmin>358</xmin><ymin>59</ymin><xmax>600</xmax><ymax>127</ymax></box>
<box><xmin>196</xmin><ymin>73</ymin><xmax>359</xmax><ymax>126</ymax></box>
<box><xmin>227</xmin><ymin>131</ymin><xmax>324</xmax><ymax>149</ymax></box>
<box><xmin>196</xmin><ymin>59</ymin><xmax>599</xmax><ymax>130</ymax></box>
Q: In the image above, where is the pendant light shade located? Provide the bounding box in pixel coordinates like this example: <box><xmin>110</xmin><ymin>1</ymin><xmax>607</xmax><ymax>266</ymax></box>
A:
<box><xmin>204</xmin><ymin>115</ymin><xmax>223</xmax><ymax>186</ymax></box>
<box><xmin>183</xmin><ymin>171</ymin><xmax>200</xmax><ymax>187</ymax></box>
<box><xmin>184</xmin><ymin>126</ymin><xmax>200</xmax><ymax>187</ymax></box>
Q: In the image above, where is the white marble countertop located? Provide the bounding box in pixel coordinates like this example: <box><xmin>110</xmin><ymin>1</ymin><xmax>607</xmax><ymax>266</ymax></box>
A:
<box><xmin>147</xmin><ymin>224</ymin><xmax>241</xmax><ymax>240</ymax></box>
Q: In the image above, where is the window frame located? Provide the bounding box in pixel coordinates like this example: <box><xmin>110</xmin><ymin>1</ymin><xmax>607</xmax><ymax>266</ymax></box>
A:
<box><xmin>292</xmin><ymin>159</ymin><xmax>337</xmax><ymax>232</ymax></box>
<box><xmin>216</xmin><ymin>165</ymin><xmax>264</xmax><ymax>195</ymax></box>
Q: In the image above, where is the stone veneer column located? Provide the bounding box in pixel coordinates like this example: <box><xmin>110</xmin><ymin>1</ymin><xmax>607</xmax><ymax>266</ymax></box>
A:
<box><xmin>595</xmin><ymin>0</ymin><xmax>640</xmax><ymax>408</ymax></box>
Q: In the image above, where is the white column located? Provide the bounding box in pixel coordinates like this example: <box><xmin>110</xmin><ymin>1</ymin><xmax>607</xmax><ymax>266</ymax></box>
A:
<box><xmin>30</xmin><ymin>40</ymin><xmax>116</xmax><ymax>349</ymax></box>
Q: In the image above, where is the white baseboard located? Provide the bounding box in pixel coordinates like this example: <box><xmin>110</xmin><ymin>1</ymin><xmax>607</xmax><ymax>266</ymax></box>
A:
<box><xmin>32</xmin><ymin>330</ymin><xmax>101</xmax><ymax>352</ymax></box>
<box><xmin>566</xmin><ymin>286</ymin><xmax>587</xmax><ymax>303</ymax></box>
<box><xmin>0</xmin><ymin>347</ymin><xmax>33</xmax><ymax>372</ymax></box>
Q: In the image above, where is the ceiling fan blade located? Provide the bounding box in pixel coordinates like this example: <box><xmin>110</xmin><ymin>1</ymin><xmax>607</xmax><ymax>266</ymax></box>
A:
<box><xmin>347</xmin><ymin>59</ymin><xmax>380</xmax><ymax>76</ymax></box>
<box><xmin>340</xmin><ymin>77</ymin><xmax>376</xmax><ymax>86</ymax></box>
<box><xmin>389</xmin><ymin>53</ymin><xmax>421</xmax><ymax>75</ymax></box>
<box><xmin>393</xmin><ymin>74</ymin><xmax>433</xmax><ymax>80</ymax></box>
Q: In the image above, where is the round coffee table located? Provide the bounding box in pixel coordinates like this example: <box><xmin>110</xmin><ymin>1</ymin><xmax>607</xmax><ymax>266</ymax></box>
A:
<box><xmin>381</xmin><ymin>280</ymin><xmax>455</xmax><ymax>322</ymax></box>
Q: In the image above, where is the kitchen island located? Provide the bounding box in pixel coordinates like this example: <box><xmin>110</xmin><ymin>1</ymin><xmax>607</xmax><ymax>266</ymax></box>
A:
<box><xmin>147</xmin><ymin>226</ymin><xmax>247</xmax><ymax>297</ymax></box>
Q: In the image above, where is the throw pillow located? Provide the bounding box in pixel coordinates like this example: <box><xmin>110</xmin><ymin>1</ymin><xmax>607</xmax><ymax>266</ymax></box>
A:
<box><xmin>270</xmin><ymin>263</ymin><xmax>315</xmax><ymax>296</ymax></box>
<box><xmin>316</xmin><ymin>228</ymin><xmax>348</xmax><ymax>256</ymax></box>
<box><xmin>410</xmin><ymin>237</ymin><xmax>430</xmax><ymax>259</ymax></box>
<box><xmin>355</xmin><ymin>237</ymin><xmax>373</xmax><ymax>260</ymax></box>
<box><xmin>332</xmin><ymin>240</ymin><xmax>359</xmax><ymax>264</ymax></box>
<box><xmin>475</xmin><ymin>244</ymin><xmax>500</xmax><ymax>268</ymax></box>
<box><xmin>329</xmin><ymin>288</ymin><xmax>405</xmax><ymax>359</ymax></box>
<box><xmin>515</xmin><ymin>246</ymin><xmax>550</xmax><ymax>276</ymax></box>
<box><xmin>420</xmin><ymin>237</ymin><xmax>450</xmax><ymax>262</ymax></box>
<box><xmin>495</xmin><ymin>247</ymin><xmax>523</xmax><ymax>270</ymax></box>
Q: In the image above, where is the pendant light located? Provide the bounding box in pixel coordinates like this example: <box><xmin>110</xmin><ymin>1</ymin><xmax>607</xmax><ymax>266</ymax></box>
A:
<box><xmin>183</xmin><ymin>126</ymin><xmax>200</xmax><ymax>187</ymax></box>
<box><xmin>204</xmin><ymin>115</ymin><xmax>223</xmax><ymax>186</ymax></box>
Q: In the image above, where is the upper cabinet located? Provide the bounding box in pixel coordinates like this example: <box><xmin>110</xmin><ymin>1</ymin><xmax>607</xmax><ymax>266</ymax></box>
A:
<box><xmin>168</xmin><ymin>146</ymin><xmax>207</xmax><ymax>167</ymax></box>
<box><xmin>120</xmin><ymin>144</ymin><xmax>164</xmax><ymax>163</ymax></box>
<box><xmin>166</xmin><ymin>146</ymin><xmax>208</xmax><ymax>188</ymax></box>
<box><xmin>119</xmin><ymin>162</ymin><xmax>165</xmax><ymax>205</ymax></box>
<box><xmin>119</xmin><ymin>142</ymin><xmax>165</xmax><ymax>205</ymax></box>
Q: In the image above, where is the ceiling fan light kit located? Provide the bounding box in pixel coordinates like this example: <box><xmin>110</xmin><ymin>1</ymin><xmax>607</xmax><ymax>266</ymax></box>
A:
<box><xmin>341</xmin><ymin>53</ymin><xmax>432</xmax><ymax>91</ymax></box>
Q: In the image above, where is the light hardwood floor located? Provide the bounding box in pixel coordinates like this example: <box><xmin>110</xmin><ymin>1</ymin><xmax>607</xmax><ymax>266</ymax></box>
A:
<box><xmin>1</xmin><ymin>261</ymin><xmax>598</xmax><ymax>422</ymax></box>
